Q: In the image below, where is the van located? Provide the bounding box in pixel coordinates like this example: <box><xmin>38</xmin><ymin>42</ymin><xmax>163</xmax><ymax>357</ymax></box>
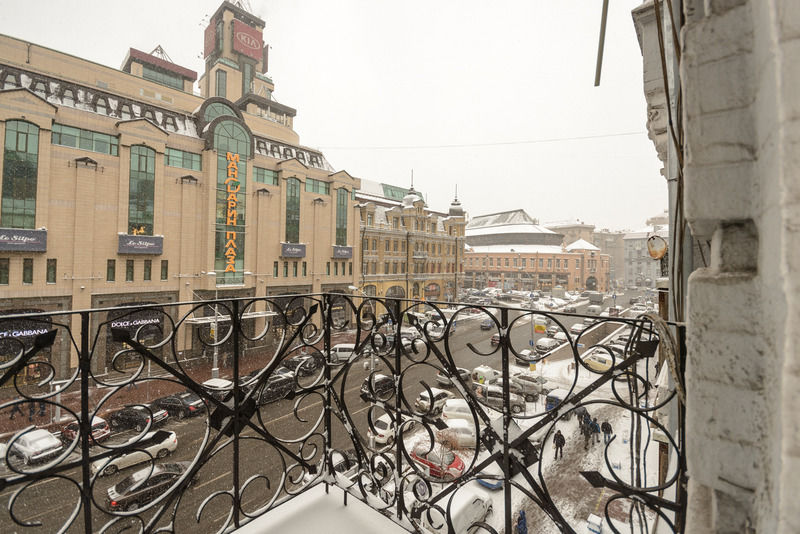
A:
<box><xmin>534</xmin><ymin>337</ymin><xmax>560</xmax><ymax>355</ymax></box>
<box><xmin>421</xmin><ymin>487</ymin><xmax>493</xmax><ymax>534</ymax></box>
<box><xmin>586</xmin><ymin>304</ymin><xmax>602</xmax><ymax>315</ymax></box>
<box><xmin>329</xmin><ymin>343</ymin><xmax>356</xmax><ymax>364</ymax></box>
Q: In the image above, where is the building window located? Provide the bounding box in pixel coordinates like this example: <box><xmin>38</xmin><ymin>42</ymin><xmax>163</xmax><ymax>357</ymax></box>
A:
<box><xmin>393</xmin><ymin>262</ymin><xmax>398</xmax><ymax>274</ymax></box>
<box><xmin>21</xmin><ymin>258</ymin><xmax>33</xmax><ymax>284</ymax></box>
<box><xmin>371</xmin><ymin>262</ymin><xmax>376</xmax><ymax>275</ymax></box>
<box><xmin>367</xmin><ymin>214</ymin><xmax>373</xmax><ymax>226</ymax></box>
<box><xmin>118</xmin><ymin>103</ymin><xmax>132</xmax><ymax>119</ymax></box>
<box><xmin>283</xmin><ymin>261</ymin><xmax>288</xmax><ymax>277</ymax></box>
<box><xmin>46</xmin><ymin>258</ymin><xmax>56</xmax><ymax>284</ymax></box>
<box><xmin>107</xmin><ymin>259</ymin><xmax>116</xmax><ymax>282</ymax></box>
<box><xmin>142</xmin><ymin>64</ymin><xmax>184</xmax><ymax>91</ymax></box>
<box><xmin>349</xmin><ymin>262</ymin><xmax>352</xmax><ymax>275</ymax></box>
<box><xmin>216</xmin><ymin>69</ymin><xmax>227</xmax><ymax>98</ymax></box>
<box><xmin>52</xmin><ymin>124</ymin><xmax>119</xmax><ymax>155</ymax></box>
<box><xmin>160</xmin><ymin>260</ymin><xmax>168</xmax><ymax>280</ymax></box>
<box><xmin>129</xmin><ymin>145</ymin><xmax>155</xmax><ymax>235</ymax></box>
<box><xmin>2</xmin><ymin>121</ymin><xmax>39</xmax><ymax>229</ymax></box>
<box><xmin>254</xmin><ymin>167</ymin><xmax>278</xmax><ymax>185</ymax></box>
<box><xmin>302</xmin><ymin>261</ymin><xmax>307</xmax><ymax>276</ymax></box>
<box><xmin>336</xmin><ymin>188</ymin><xmax>348</xmax><ymax>246</ymax></box>
<box><xmin>165</xmin><ymin>148</ymin><xmax>201</xmax><ymax>170</ymax></box>
<box><xmin>402</xmin><ymin>241</ymin><xmax>406</xmax><ymax>252</ymax></box>
<box><xmin>125</xmin><ymin>259</ymin><xmax>134</xmax><ymax>281</ymax></box>
<box><xmin>273</xmin><ymin>261</ymin><xmax>278</xmax><ymax>278</ymax></box>
<box><xmin>489</xmin><ymin>258</ymin><xmax>494</xmax><ymax>267</ymax></box>
<box><xmin>372</xmin><ymin>239</ymin><xmax>377</xmax><ymax>251</ymax></box>
<box><xmin>0</xmin><ymin>258</ymin><xmax>8</xmax><ymax>285</ymax></box>
<box><xmin>242</xmin><ymin>62</ymin><xmax>254</xmax><ymax>95</ymax></box>
<box><xmin>95</xmin><ymin>97</ymin><xmax>108</xmax><ymax>115</ymax></box>
<box><xmin>305</xmin><ymin>178</ymin><xmax>330</xmax><ymax>195</ymax></box>
<box><xmin>143</xmin><ymin>259</ymin><xmax>152</xmax><ymax>281</ymax></box>
<box><xmin>285</xmin><ymin>177</ymin><xmax>300</xmax><ymax>243</ymax></box>
<box><xmin>547</xmin><ymin>259</ymin><xmax>552</xmax><ymax>269</ymax></box>
<box><xmin>334</xmin><ymin>262</ymin><xmax>339</xmax><ymax>276</ymax></box>
<box><xmin>539</xmin><ymin>258</ymin><xmax>544</xmax><ymax>268</ymax></box>
<box><xmin>555</xmin><ymin>259</ymin><xmax>560</xmax><ymax>269</ymax></box>
<box><xmin>385</xmin><ymin>240</ymin><xmax>390</xmax><ymax>251</ymax></box>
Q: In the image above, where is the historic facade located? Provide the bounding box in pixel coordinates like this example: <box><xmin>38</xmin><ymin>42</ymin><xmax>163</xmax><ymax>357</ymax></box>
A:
<box><xmin>0</xmin><ymin>1</ymin><xmax>361</xmax><ymax>374</ymax></box>
<box><xmin>355</xmin><ymin>180</ymin><xmax>466</xmax><ymax>302</ymax></box>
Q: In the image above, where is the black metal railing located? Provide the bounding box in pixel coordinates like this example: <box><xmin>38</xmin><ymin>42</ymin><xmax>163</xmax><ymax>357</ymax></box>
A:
<box><xmin>0</xmin><ymin>294</ymin><xmax>686</xmax><ymax>533</ymax></box>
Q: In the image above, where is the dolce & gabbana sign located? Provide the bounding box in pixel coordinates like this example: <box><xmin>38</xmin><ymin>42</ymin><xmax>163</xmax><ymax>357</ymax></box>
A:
<box><xmin>118</xmin><ymin>234</ymin><xmax>164</xmax><ymax>255</ymax></box>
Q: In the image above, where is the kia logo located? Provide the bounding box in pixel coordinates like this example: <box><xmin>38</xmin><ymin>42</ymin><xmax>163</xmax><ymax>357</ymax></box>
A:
<box><xmin>236</xmin><ymin>32</ymin><xmax>259</xmax><ymax>49</ymax></box>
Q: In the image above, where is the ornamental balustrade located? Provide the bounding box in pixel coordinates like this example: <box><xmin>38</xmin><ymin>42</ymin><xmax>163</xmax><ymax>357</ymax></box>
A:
<box><xmin>0</xmin><ymin>294</ymin><xmax>686</xmax><ymax>533</ymax></box>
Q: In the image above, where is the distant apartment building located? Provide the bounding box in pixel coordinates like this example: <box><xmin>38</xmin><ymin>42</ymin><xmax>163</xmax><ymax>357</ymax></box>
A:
<box><xmin>623</xmin><ymin>225</ymin><xmax>668</xmax><ymax>287</ymax></box>
<box><xmin>592</xmin><ymin>229</ymin><xmax>625</xmax><ymax>287</ymax></box>
<box><xmin>355</xmin><ymin>181</ymin><xmax>466</xmax><ymax>302</ymax></box>
<box><xmin>464</xmin><ymin>210</ymin><xmax>610</xmax><ymax>292</ymax></box>
<box><xmin>544</xmin><ymin>219</ymin><xmax>595</xmax><ymax>246</ymax></box>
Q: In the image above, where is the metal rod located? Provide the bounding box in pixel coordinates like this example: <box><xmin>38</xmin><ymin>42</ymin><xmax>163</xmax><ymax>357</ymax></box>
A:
<box><xmin>594</xmin><ymin>0</ymin><xmax>610</xmax><ymax>86</ymax></box>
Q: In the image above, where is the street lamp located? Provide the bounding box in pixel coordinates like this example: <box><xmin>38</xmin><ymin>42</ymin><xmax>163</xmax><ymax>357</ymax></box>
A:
<box><xmin>204</xmin><ymin>271</ymin><xmax>221</xmax><ymax>379</ymax></box>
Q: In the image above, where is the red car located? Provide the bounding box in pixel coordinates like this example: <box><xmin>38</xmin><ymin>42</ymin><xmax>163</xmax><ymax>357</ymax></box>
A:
<box><xmin>61</xmin><ymin>416</ymin><xmax>111</xmax><ymax>445</ymax></box>
<box><xmin>410</xmin><ymin>444</ymin><xmax>465</xmax><ymax>481</ymax></box>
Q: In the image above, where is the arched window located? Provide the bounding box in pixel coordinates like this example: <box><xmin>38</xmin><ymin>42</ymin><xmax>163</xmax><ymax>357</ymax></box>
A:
<box><xmin>285</xmin><ymin>177</ymin><xmax>300</xmax><ymax>243</ymax></box>
<box><xmin>2</xmin><ymin>121</ymin><xmax>39</xmax><ymax>229</ymax></box>
<box><xmin>204</xmin><ymin>102</ymin><xmax>237</xmax><ymax>123</ymax></box>
<box><xmin>128</xmin><ymin>145</ymin><xmax>155</xmax><ymax>235</ymax></box>
<box><xmin>213</xmin><ymin>120</ymin><xmax>249</xmax><ymax>285</ymax></box>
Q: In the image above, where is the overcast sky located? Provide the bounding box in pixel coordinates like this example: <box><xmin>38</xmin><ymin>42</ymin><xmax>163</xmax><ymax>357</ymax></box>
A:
<box><xmin>0</xmin><ymin>0</ymin><xmax>665</xmax><ymax>232</ymax></box>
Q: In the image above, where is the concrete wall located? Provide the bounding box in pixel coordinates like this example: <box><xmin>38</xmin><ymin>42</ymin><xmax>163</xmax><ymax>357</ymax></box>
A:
<box><xmin>680</xmin><ymin>1</ymin><xmax>800</xmax><ymax>532</ymax></box>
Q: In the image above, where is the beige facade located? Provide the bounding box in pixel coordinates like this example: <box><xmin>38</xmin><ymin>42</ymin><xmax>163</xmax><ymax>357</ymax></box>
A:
<box><xmin>356</xmin><ymin>184</ymin><xmax>466</xmax><ymax>303</ymax></box>
<box><xmin>0</xmin><ymin>3</ymin><xmax>361</xmax><ymax>374</ymax></box>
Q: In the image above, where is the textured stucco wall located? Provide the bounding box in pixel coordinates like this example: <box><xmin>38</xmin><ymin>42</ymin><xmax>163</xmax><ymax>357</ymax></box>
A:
<box><xmin>680</xmin><ymin>0</ymin><xmax>800</xmax><ymax>532</ymax></box>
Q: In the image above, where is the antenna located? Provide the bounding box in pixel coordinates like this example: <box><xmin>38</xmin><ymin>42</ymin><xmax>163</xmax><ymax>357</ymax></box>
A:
<box><xmin>149</xmin><ymin>45</ymin><xmax>174</xmax><ymax>64</ymax></box>
<box><xmin>410</xmin><ymin>169</ymin><xmax>414</xmax><ymax>189</ymax></box>
<box><xmin>232</xmin><ymin>0</ymin><xmax>254</xmax><ymax>13</ymax></box>
<box><xmin>454</xmin><ymin>184</ymin><xmax>458</xmax><ymax>201</ymax></box>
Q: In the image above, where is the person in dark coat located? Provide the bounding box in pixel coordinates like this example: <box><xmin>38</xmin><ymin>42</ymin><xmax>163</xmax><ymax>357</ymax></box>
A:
<box><xmin>553</xmin><ymin>430</ymin><xmax>565</xmax><ymax>459</ymax></box>
<box><xmin>9</xmin><ymin>403</ymin><xmax>24</xmax><ymax>420</ymax></box>
<box><xmin>583</xmin><ymin>421</ymin><xmax>592</xmax><ymax>450</ymax></box>
<box><xmin>590</xmin><ymin>417</ymin><xmax>601</xmax><ymax>444</ymax></box>
<box><xmin>601</xmin><ymin>420</ymin><xmax>613</xmax><ymax>444</ymax></box>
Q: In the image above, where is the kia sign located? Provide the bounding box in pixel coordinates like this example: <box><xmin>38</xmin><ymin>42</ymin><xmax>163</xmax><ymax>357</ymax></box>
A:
<box><xmin>232</xmin><ymin>20</ymin><xmax>263</xmax><ymax>61</ymax></box>
<box><xmin>118</xmin><ymin>235</ymin><xmax>163</xmax><ymax>255</ymax></box>
<box><xmin>0</xmin><ymin>228</ymin><xmax>47</xmax><ymax>252</ymax></box>
<box><xmin>281</xmin><ymin>243</ymin><xmax>306</xmax><ymax>258</ymax></box>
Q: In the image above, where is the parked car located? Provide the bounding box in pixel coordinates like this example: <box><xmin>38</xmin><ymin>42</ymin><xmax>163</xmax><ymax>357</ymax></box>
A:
<box><xmin>570</xmin><ymin>323</ymin><xmax>589</xmax><ymax>336</ymax></box>
<box><xmin>494</xmin><ymin>376</ymin><xmax>542</xmax><ymax>402</ymax></box>
<box><xmin>329</xmin><ymin>343</ymin><xmax>357</xmax><ymax>365</ymax></box>
<box><xmin>544</xmin><ymin>388</ymin><xmax>573</xmax><ymax>420</ymax></box>
<box><xmin>414</xmin><ymin>388</ymin><xmax>453</xmax><ymax>415</ymax></box>
<box><xmin>282</xmin><ymin>351</ymin><xmax>324</xmax><ymax>377</ymax></box>
<box><xmin>514</xmin><ymin>349</ymin><xmax>536</xmax><ymax>365</ymax></box>
<box><xmin>106</xmin><ymin>461</ymin><xmax>190</xmax><ymax>512</ymax></box>
<box><xmin>490</xmin><ymin>333</ymin><xmax>500</xmax><ymax>345</ymax></box>
<box><xmin>545</xmin><ymin>325</ymin><xmax>560</xmax><ymax>337</ymax></box>
<box><xmin>564</xmin><ymin>304</ymin><xmax>578</xmax><ymax>313</ymax></box>
<box><xmin>471</xmin><ymin>365</ymin><xmax>501</xmax><ymax>385</ymax></box>
<box><xmin>534</xmin><ymin>337</ymin><xmax>560</xmax><ymax>355</ymax></box>
<box><xmin>436</xmin><ymin>419</ymin><xmax>478</xmax><ymax>449</ymax></box>
<box><xmin>367</xmin><ymin>413</ymin><xmax>417</xmax><ymax>445</ymax></box>
<box><xmin>435</xmin><ymin>367</ymin><xmax>471</xmax><ymax>388</ymax></box>
<box><xmin>479</xmin><ymin>319</ymin><xmax>493</xmax><ymax>330</ymax></box>
<box><xmin>254</xmin><ymin>366</ymin><xmax>296</xmax><ymax>404</ymax></box>
<box><xmin>9</xmin><ymin>428</ymin><xmax>62</xmax><ymax>465</ymax></box>
<box><xmin>91</xmin><ymin>430</ymin><xmax>178</xmax><ymax>476</ymax></box>
<box><xmin>360</xmin><ymin>374</ymin><xmax>394</xmax><ymax>402</ymax></box>
<box><xmin>421</xmin><ymin>487</ymin><xmax>493</xmax><ymax>534</ymax></box>
<box><xmin>473</xmin><ymin>384</ymin><xmax>526</xmax><ymax>414</ymax></box>
<box><xmin>510</xmin><ymin>372</ymin><xmax>550</xmax><ymax>398</ymax></box>
<box><xmin>154</xmin><ymin>392</ymin><xmax>206</xmax><ymax>419</ymax></box>
<box><xmin>441</xmin><ymin>398</ymin><xmax>474</xmax><ymax>423</ymax></box>
<box><xmin>201</xmin><ymin>378</ymin><xmax>233</xmax><ymax>401</ymax></box>
<box><xmin>629</xmin><ymin>296</ymin><xmax>641</xmax><ymax>305</ymax></box>
<box><xmin>61</xmin><ymin>416</ymin><xmax>111</xmax><ymax>445</ymax></box>
<box><xmin>410</xmin><ymin>444</ymin><xmax>464</xmax><ymax>481</ymax></box>
<box><xmin>553</xmin><ymin>331</ymin><xmax>569</xmax><ymax>344</ymax></box>
<box><xmin>109</xmin><ymin>404</ymin><xmax>169</xmax><ymax>432</ymax></box>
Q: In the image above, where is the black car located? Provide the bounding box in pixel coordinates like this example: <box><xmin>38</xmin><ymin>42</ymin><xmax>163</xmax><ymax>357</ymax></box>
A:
<box><xmin>109</xmin><ymin>404</ymin><xmax>169</xmax><ymax>432</ymax></box>
<box><xmin>251</xmin><ymin>366</ymin><xmax>296</xmax><ymax>405</ymax></box>
<box><xmin>480</xmin><ymin>319</ymin><xmax>494</xmax><ymax>330</ymax></box>
<box><xmin>154</xmin><ymin>392</ymin><xmax>206</xmax><ymax>419</ymax></box>
<box><xmin>282</xmin><ymin>351</ymin><xmax>324</xmax><ymax>377</ymax></box>
<box><xmin>107</xmin><ymin>461</ymin><xmax>190</xmax><ymax>512</ymax></box>
<box><xmin>360</xmin><ymin>374</ymin><xmax>394</xmax><ymax>402</ymax></box>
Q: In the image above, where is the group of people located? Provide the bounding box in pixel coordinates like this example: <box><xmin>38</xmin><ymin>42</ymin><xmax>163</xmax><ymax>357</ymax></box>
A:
<box><xmin>8</xmin><ymin>401</ymin><xmax>47</xmax><ymax>422</ymax></box>
<box><xmin>552</xmin><ymin>411</ymin><xmax>614</xmax><ymax>460</ymax></box>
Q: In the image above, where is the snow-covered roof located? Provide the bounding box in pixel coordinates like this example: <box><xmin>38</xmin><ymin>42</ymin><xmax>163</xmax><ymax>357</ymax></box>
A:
<box><xmin>468</xmin><ymin>209</ymin><xmax>545</xmax><ymax>229</ymax></box>
<box><xmin>565</xmin><ymin>238</ymin><xmax>599</xmax><ymax>251</ymax></box>
<box><xmin>624</xmin><ymin>226</ymin><xmax>669</xmax><ymax>240</ymax></box>
<box><xmin>466</xmin><ymin>244</ymin><xmax>566</xmax><ymax>254</ymax></box>
<box><xmin>466</xmin><ymin>224</ymin><xmax>555</xmax><ymax>237</ymax></box>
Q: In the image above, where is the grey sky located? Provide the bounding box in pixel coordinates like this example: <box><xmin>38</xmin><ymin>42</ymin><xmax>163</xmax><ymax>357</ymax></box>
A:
<box><xmin>0</xmin><ymin>0</ymin><xmax>665</xmax><ymax>231</ymax></box>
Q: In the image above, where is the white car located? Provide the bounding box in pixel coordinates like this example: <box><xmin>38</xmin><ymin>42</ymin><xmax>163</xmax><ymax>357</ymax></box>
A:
<box><xmin>436</xmin><ymin>419</ymin><xmax>479</xmax><ymax>449</ymax></box>
<box><xmin>441</xmin><ymin>399</ymin><xmax>474</xmax><ymax>423</ymax></box>
<box><xmin>90</xmin><ymin>430</ymin><xmax>178</xmax><ymax>476</ymax></box>
<box><xmin>421</xmin><ymin>487</ymin><xmax>493</xmax><ymax>534</ymax></box>
<box><xmin>10</xmin><ymin>428</ymin><xmax>63</xmax><ymax>465</ymax></box>
<box><xmin>414</xmin><ymin>388</ymin><xmax>452</xmax><ymax>415</ymax></box>
<box><xmin>366</xmin><ymin>413</ymin><xmax>417</xmax><ymax>445</ymax></box>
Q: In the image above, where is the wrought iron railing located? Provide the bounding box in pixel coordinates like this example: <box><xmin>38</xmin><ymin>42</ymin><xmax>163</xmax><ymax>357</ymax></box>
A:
<box><xmin>0</xmin><ymin>294</ymin><xmax>686</xmax><ymax>533</ymax></box>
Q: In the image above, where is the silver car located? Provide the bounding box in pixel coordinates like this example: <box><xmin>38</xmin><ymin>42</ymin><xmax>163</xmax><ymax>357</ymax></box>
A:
<box><xmin>10</xmin><ymin>428</ymin><xmax>63</xmax><ymax>465</ymax></box>
<box><xmin>91</xmin><ymin>430</ymin><xmax>178</xmax><ymax>476</ymax></box>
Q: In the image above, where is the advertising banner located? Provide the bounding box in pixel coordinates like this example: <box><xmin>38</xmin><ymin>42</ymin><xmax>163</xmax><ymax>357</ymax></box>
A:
<box><xmin>232</xmin><ymin>19</ymin><xmax>263</xmax><ymax>61</ymax></box>
<box><xmin>204</xmin><ymin>22</ymin><xmax>216</xmax><ymax>58</ymax></box>
<box><xmin>332</xmin><ymin>246</ymin><xmax>352</xmax><ymax>259</ymax></box>
<box><xmin>281</xmin><ymin>243</ymin><xmax>306</xmax><ymax>258</ymax></box>
<box><xmin>0</xmin><ymin>228</ymin><xmax>47</xmax><ymax>252</ymax></box>
<box><xmin>118</xmin><ymin>235</ymin><xmax>163</xmax><ymax>255</ymax></box>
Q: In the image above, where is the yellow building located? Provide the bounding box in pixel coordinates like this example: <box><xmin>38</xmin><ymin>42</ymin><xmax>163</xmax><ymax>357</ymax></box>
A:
<box><xmin>0</xmin><ymin>2</ymin><xmax>362</xmax><ymax>375</ymax></box>
<box><xmin>355</xmin><ymin>180</ymin><xmax>466</xmax><ymax>303</ymax></box>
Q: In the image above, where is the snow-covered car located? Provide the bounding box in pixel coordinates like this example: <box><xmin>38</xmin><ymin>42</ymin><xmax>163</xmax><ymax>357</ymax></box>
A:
<box><xmin>435</xmin><ymin>367</ymin><xmax>470</xmax><ymax>388</ymax></box>
<box><xmin>61</xmin><ymin>416</ymin><xmax>111</xmax><ymax>445</ymax></box>
<box><xmin>514</xmin><ymin>349</ymin><xmax>536</xmax><ymax>365</ymax></box>
<box><xmin>436</xmin><ymin>419</ymin><xmax>478</xmax><ymax>449</ymax></box>
<box><xmin>570</xmin><ymin>323</ymin><xmax>589</xmax><ymax>336</ymax></box>
<box><xmin>410</xmin><ymin>444</ymin><xmax>464</xmax><ymax>481</ymax></box>
<box><xmin>441</xmin><ymin>399</ymin><xmax>474</xmax><ymax>423</ymax></box>
<box><xmin>9</xmin><ymin>428</ymin><xmax>63</xmax><ymax>464</ymax></box>
<box><xmin>414</xmin><ymin>388</ymin><xmax>453</xmax><ymax>415</ymax></box>
<box><xmin>91</xmin><ymin>430</ymin><xmax>178</xmax><ymax>476</ymax></box>
<box><xmin>366</xmin><ymin>413</ymin><xmax>417</xmax><ymax>445</ymax></box>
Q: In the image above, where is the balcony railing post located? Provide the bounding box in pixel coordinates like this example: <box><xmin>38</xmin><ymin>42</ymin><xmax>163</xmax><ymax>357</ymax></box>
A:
<box><xmin>232</xmin><ymin>298</ymin><xmax>241</xmax><ymax>529</ymax></box>
<box><xmin>393</xmin><ymin>296</ymin><xmax>404</xmax><ymax>521</ymax></box>
<box><xmin>500</xmin><ymin>306</ymin><xmax>512</xmax><ymax>534</ymax></box>
<box><xmin>79</xmin><ymin>311</ymin><xmax>93</xmax><ymax>531</ymax></box>
<box><xmin>323</xmin><ymin>293</ymin><xmax>333</xmax><ymax>493</ymax></box>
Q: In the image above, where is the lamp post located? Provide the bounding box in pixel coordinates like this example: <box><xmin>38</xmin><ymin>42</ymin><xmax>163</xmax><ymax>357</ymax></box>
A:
<box><xmin>205</xmin><ymin>271</ymin><xmax>221</xmax><ymax>379</ymax></box>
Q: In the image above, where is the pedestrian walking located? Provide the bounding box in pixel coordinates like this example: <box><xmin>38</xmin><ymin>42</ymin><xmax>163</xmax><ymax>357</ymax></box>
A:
<box><xmin>28</xmin><ymin>402</ymin><xmax>35</xmax><ymax>422</ymax></box>
<box><xmin>38</xmin><ymin>401</ymin><xmax>46</xmax><ymax>417</ymax></box>
<box><xmin>590</xmin><ymin>417</ymin><xmax>601</xmax><ymax>444</ymax></box>
<box><xmin>601</xmin><ymin>420</ymin><xmax>613</xmax><ymax>444</ymax></box>
<box><xmin>583</xmin><ymin>421</ymin><xmax>591</xmax><ymax>450</ymax></box>
<box><xmin>9</xmin><ymin>403</ymin><xmax>24</xmax><ymax>420</ymax></box>
<box><xmin>553</xmin><ymin>429</ymin><xmax>565</xmax><ymax>459</ymax></box>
